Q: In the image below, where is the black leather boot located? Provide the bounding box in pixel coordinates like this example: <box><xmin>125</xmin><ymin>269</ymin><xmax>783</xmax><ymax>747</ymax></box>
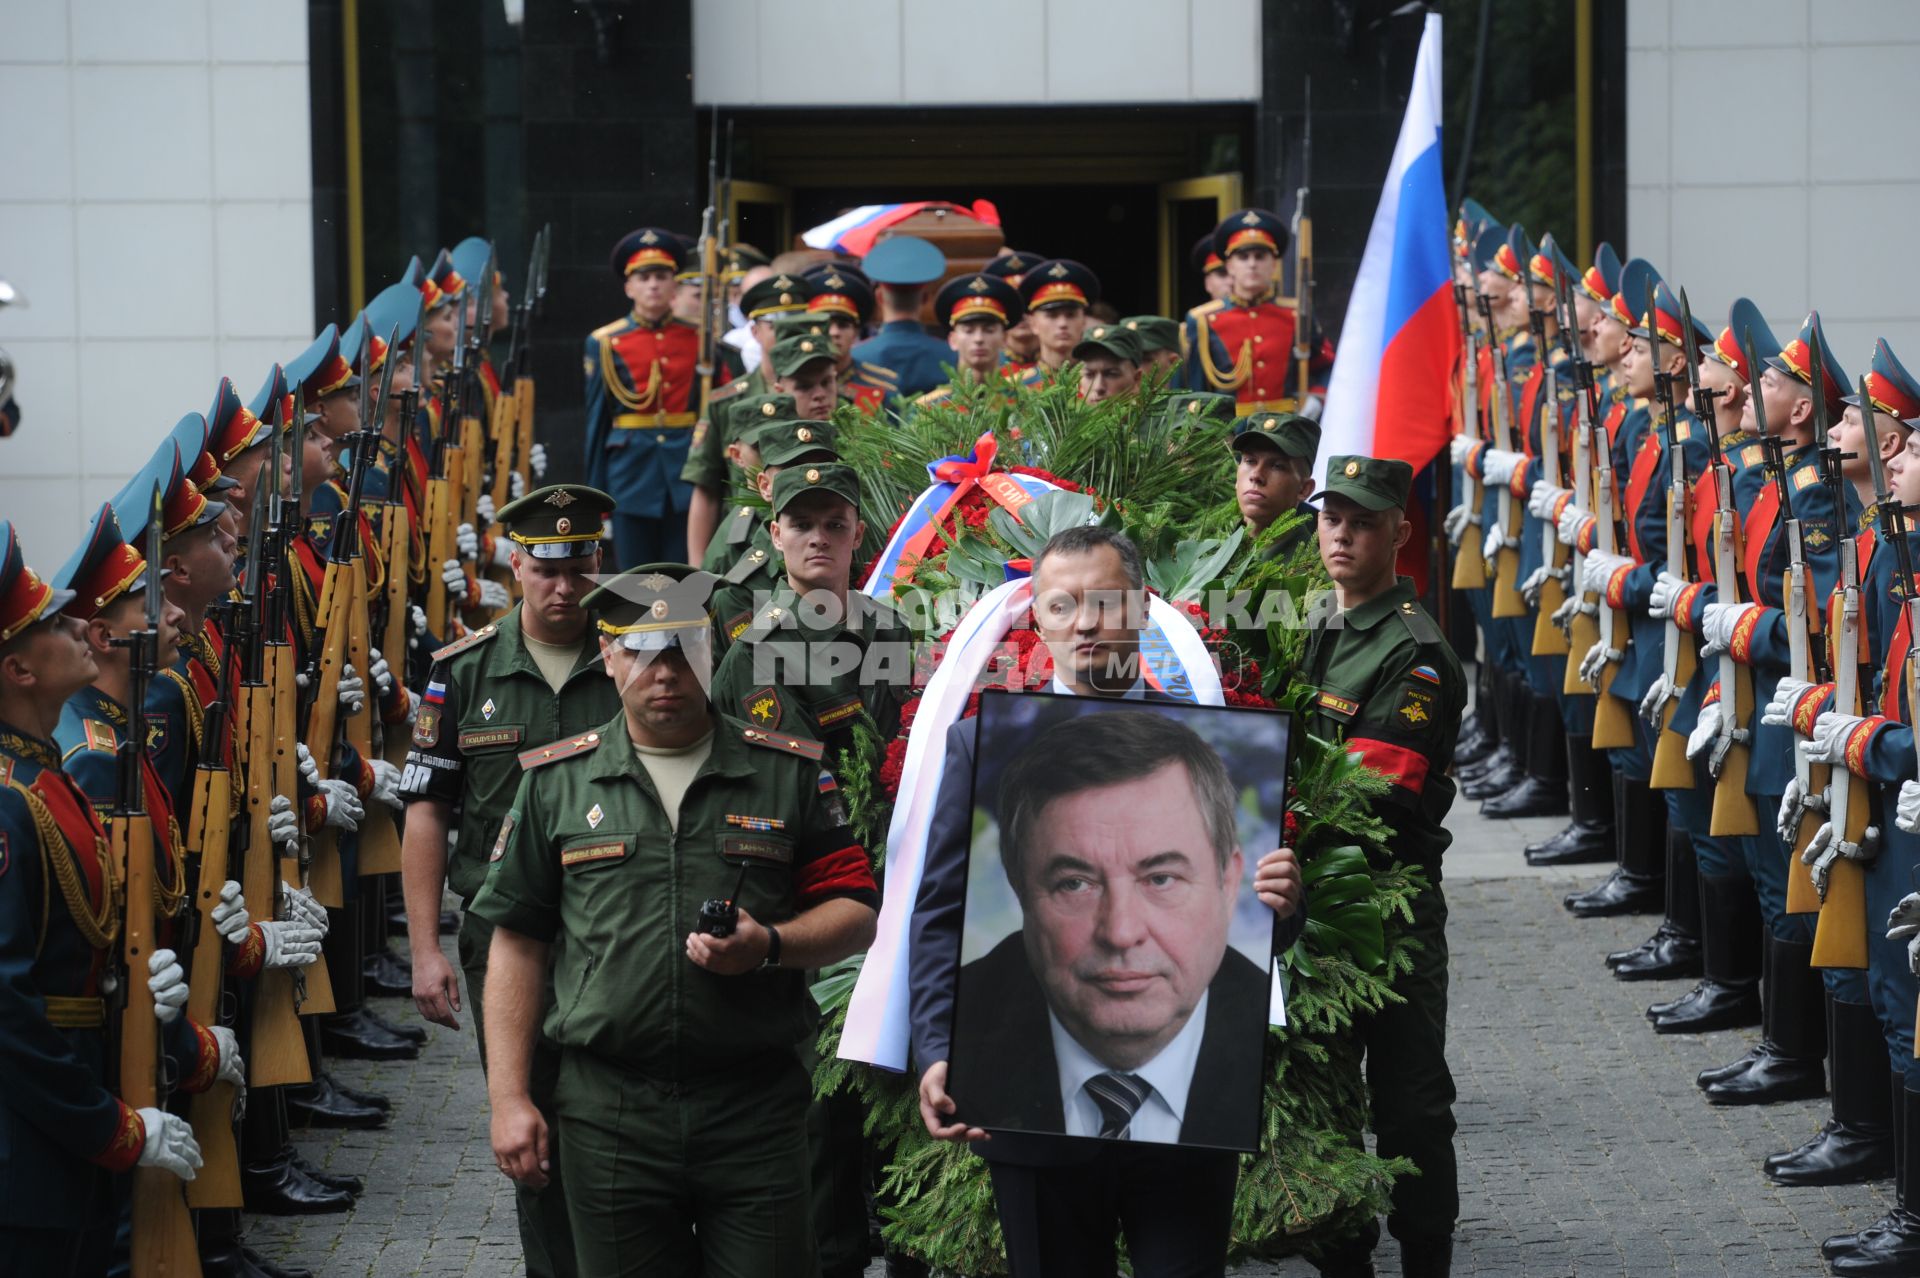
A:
<box><xmin>1526</xmin><ymin>734</ymin><xmax>1615</xmax><ymax>864</ymax></box>
<box><xmin>1765</xmin><ymin>996</ymin><xmax>1894</xmax><ymax>1185</ymax></box>
<box><xmin>362</xmin><ymin>947</ymin><xmax>413</xmax><ymax>998</ymax></box>
<box><xmin>1398</xmin><ymin>1233</ymin><xmax>1453</xmax><ymax>1278</ymax></box>
<box><xmin>1832</xmin><ymin>1083</ymin><xmax>1920</xmax><ymax>1274</ymax></box>
<box><xmin>361</xmin><ymin>1003</ymin><xmax>428</xmax><ymax>1045</ymax></box>
<box><xmin>1701</xmin><ymin>932</ymin><xmax>1826</xmax><ymax>1102</ymax></box>
<box><xmin>284</xmin><ymin>1071</ymin><xmax>388</xmax><ymax>1128</ymax></box>
<box><xmin>1482</xmin><ymin>692</ymin><xmax>1570</xmax><ymax>818</ymax></box>
<box><xmin>330</xmin><ymin>1075</ymin><xmax>392</xmax><ymax>1112</ymax></box>
<box><xmin>1565</xmin><ymin>775</ymin><xmax>1664</xmax><ymax>917</ymax></box>
<box><xmin>292</xmin><ymin>1149</ymin><xmax>366</xmax><ymax>1195</ymax></box>
<box><xmin>1453</xmin><ymin>664</ymin><xmax>1504</xmax><ymax>772</ymax></box>
<box><xmin>241</xmin><ymin>1144</ymin><xmax>356</xmax><ymax>1215</ymax></box>
<box><xmin>1461</xmin><ymin>675</ymin><xmax>1528</xmax><ymax>799</ymax></box>
<box><xmin>319</xmin><ymin>1006</ymin><xmax>420</xmax><ymax>1060</ymax></box>
<box><xmin>1651</xmin><ymin>872</ymin><xmax>1763</xmax><ymax>1033</ymax></box>
<box><xmin>1692</xmin><ymin>884</ymin><xmax>1769</xmax><ymax>1071</ymax></box>
<box><xmin>1826</xmin><ymin>1082</ymin><xmax>1907</xmax><ymax>1260</ymax></box>
<box><xmin>240</xmin><ymin>1251</ymin><xmax>315</xmax><ymax>1278</ymax></box>
<box><xmin>1610</xmin><ymin>830</ymin><xmax>1703</xmax><ymax>980</ymax></box>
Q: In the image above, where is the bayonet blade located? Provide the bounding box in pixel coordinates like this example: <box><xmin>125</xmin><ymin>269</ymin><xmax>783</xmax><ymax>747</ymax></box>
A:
<box><xmin>289</xmin><ymin>387</ymin><xmax>307</xmax><ymax>515</ymax></box>
<box><xmin>145</xmin><ymin>482</ymin><xmax>164</xmax><ymax>632</ymax></box>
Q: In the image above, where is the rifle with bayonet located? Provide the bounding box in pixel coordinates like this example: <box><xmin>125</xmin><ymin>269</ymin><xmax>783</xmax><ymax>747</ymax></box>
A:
<box><xmin>1584</xmin><ymin>307</ymin><xmax>1635</xmax><ymax>747</ymax></box>
<box><xmin>1807</xmin><ymin>375</ymin><xmax>1876</xmax><ymax>969</ymax></box>
<box><xmin>424</xmin><ymin>292</ymin><xmax>465</xmax><ymax>637</ymax></box>
<box><xmin>239</xmin><ymin>410</ymin><xmax>311</xmax><ymax>1083</ymax></box>
<box><xmin>1450</xmin><ymin>234</ymin><xmax>1488</xmax><ymax>590</ymax></box>
<box><xmin>458</xmin><ymin>245</ymin><xmax>496</xmax><ymax>537</ymax></box>
<box><xmin>116</xmin><ymin>482</ymin><xmax>201</xmax><ymax>1275</ymax></box>
<box><xmin>694</xmin><ymin>112</ymin><xmax>722</xmax><ymax>451</ymax></box>
<box><xmin>1480</xmin><ymin>284</ymin><xmax>1527</xmax><ymax>618</ymax></box>
<box><xmin>1690</xmin><ymin>300</ymin><xmax>1754</xmax><ymax>829</ymax></box>
<box><xmin>1645</xmin><ymin>282</ymin><xmax>1696</xmax><ymax>790</ymax></box>
<box><xmin>1292</xmin><ymin>80</ymin><xmax>1316</xmax><ymax>407</ymax></box>
<box><xmin>1529</xmin><ymin>273</ymin><xmax>1570</xmax><ymax>657</ymax></box>
<box><xmin>512</xmin><ymin>225</ymin><xmax>550</xmax><ymax>504</ymax></box>
<box><xmin>1556</xmin><ymin>264</ymin><xmax>1604</xmax><ymax>693</ymax></box>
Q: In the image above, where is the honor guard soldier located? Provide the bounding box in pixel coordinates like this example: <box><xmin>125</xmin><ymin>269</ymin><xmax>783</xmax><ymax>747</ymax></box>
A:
<box><xmin>286</xmin><ymin>323</ymin><xmax>362</xmax><ymax>449</ymax></box>
<box><xmin>981</xmin><ymin>250</ymin><xmax>1044</xmax><ymax>367</ymax></box>
<box><xmin>399</xmin><ymin>482</ymin><xmax>622</xmax><ymax>1278</ymax></box>
<box><xmin>708</xmin><ymin>462</ymin><xmax>912</xmax><ymax>757</ymax></box>
<box><xmin>1184</xmin><ymin>208</ymin><xmax>1335</xmax><ymax>417</ymax></box>
<box><xmin>1072</xmin><ymin>324</ymin><xmax>1144</xmax><ymax>405</ymax></box>
<box><xmin>803</xmin><ymin>263</ymin><xmax>897</xmax><ymax>410</ymax></box>
<box><xmin>1232</xmin><ymin>411</ymin><xmax>1321</xmax><ymax>559</ymax></box>
<box><xmin>852</xmin><ymin>235</ymin><xmax>953</xmax><ymax>397</ymax></box>
<box><xmin>585</xmin><ymin>227</ymin><xmax>703</xmax><ymax>568</ymax></box>
<box><xmin>922</xmin><ymin>271</ymin><xmax>1026</xmax><ymax>403</ymax></box>
<box><xmin>728</xmin><ymin>272</ymin><xmax>816</xmax><ymax>403</ymax></box>
<box><xmin>473</xmin><ymin>563</ymin><xmax>879</xmax><ymax>1278</ymax></box>
<box><xmin>1192</xmin><ymin>233</ymin><xmax>1230</xmax><ymax>303</ymax></box>
<box><xmin>1303</xmin><ymin>457</ymin><xmax>1465</xmax><ymax>1278</ymax></box>
<box><xmin>0</xmin><ymin>522</ymin><xmax>213</xmax><ymax>1274</ymax></box>
<box><xmin>1017</xmin><ymin>258</ymin><xmax>1100</xmax><ymax>379</ymax></box>
<box><xmin>703</xmin><ymin>413</ymin><xmax>840</xmax><ymax>590</ymax></box>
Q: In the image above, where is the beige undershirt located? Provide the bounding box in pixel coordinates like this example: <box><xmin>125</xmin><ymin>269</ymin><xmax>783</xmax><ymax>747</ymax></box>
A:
<box><xmin>631</xmin><ymin>730</ymin><xmax>714</xmax><ymax>832</ymax></box>
<box><xmin>520</xmin><ymin>631</ymin><xmax>583</xmax><ymax>692</ymax></box>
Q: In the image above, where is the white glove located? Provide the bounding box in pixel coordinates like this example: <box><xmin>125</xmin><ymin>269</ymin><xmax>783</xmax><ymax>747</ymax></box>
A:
<box><xmin>1521</xmin><ymin>565</ymin><xmax>1550</xmax><ymax>607</ymax></box>
<box><xmin>1639</xmin><ymin>674</ymin><xmax>1672</xmax><ymax>726</ymax></box>
<box><xmin>1804</xmin><ymin>821</ymin><xmax>1881</xmax><ymax>898</ymax></box>
<box><xmin>210</xmin><ymin>880</ymin><xmax>250</xmax><ymax>945</ymax></box>
<box><xmin>1803</xmin><ymin>710</ymin><xmax>1868</xmax><ymax>766</ymax></box>
<box><xmin>267</xmin><ymin>794</ymin><xmax>299</xmax><ymax>853</ymax></box>
<box><xmin>1777</xmin><ymin>779</ymin><xmax>1804</xmax><ymax>845</ymax></box>
<box><xmin>1528</xmin><ymin>482</ymin><xmax>1570</xmax><ymax>520</ymax></box>
<box><xmin>148</xmin><ymin>948</ymin><xmax>188</xmax><ymax>1025</ymax></box>
<box><xmin>319</xmin><ymin>778</ymin><xmax>363</xmax><ymax>833</ymax></box>
<box><xmin>490</xmin><ymin>530</ymin><xmax>515</xmax><ymax>568</ymax></box>
<box><xmin>476</xmin><ymin>578</ymin><xmax>510</xmax><ymax>610</ymax></box>
<box><xmin>442</xmin><ymin>559</ymin><xmax>469</xmax><ymax>600</ymax></box>
<box><xmin>1481</xmin><ymin>521</ymin><xmax>1506</xmax><ymax>567</ymax></box>
<box><xmin>409</xmin><ymin>603</ymin><xmax>429</xmax><ymax>651</ymax></box>
<box><xmin>294</xmin><ymin>670</ymin><xmax>309</xmax><ymax>691</ymax></box>
<box><xmin>1648</xmin><ymin>571</ymin><xmax>1685</xmax><ymax>621</ymax></box>
<box><xmin>1550</xmin><ymin>593</ymin><xmax>1579</xmax><ymax>628</ymax></box>
<box><xmin>1888</xmin><ymin>890</ymin><xmax>1920</xmax><ymax>975</ymax></box>
<box><xmin>475</xmin><ymin>493</ymin><xmax>496</xmax><ymax>524</ymax></box>
<box><xmin>1578</xmin><ymin>639</ymin><xmax>1612</xmax><ymax>686</ymax></box>
<box><xmin>1763</xmin><ymin>677</ymin><xmax>1816</xmax><ymax>730</ymax></box>
<box><xmin>1581</xmin><ymin>552</ymin><xmax>1633</xmax><ymax>598</ymax></box>
<box><xmin>529</xmin><ymin>442</ymin><xmax>548</xmax><ymax>479</ymax></box>
<box><xmin>1700</xmin><ymin>601</ymin><xmax>1757</xmax><ymax>660</ymax></box>
<box><xmin>284</xmin><ymin>881</ymin><xmax>329</xmax><ymax>935</ymax></box>
<box><xmin>209</xmin><ymin>1025</ymin><xmax>245</xmax><ymax>1090</ymax></box>
<box><xmin>403</xmin><ymin>687</ymin><xmax>420</xmax><ymax>724</ymax></box>
<box><xmin>509</xmin><ymin>469</ymin><xmax>527</xmax><ymax>499</ymax></box>
<box><xmin>456</xmin><ymin>522</ymin><xmax>480</xmax><ymax>560</ymax></box>
<box><xmin>1557</xmin><ymin>506</ymin><xmax>1591</xmax><ymax>548</ymax></box>
<box><xmin>1443</xmin><ymin>503</ymin><xmax>1471</xmax><ymax>545</ymax></box>
<box><xmin>1686</xmin><ymin>701</ymin><xmax>1722</xmax><ymax>761</ymax></box>
<box><xmin>259</xmin><ymin>917</ymin><xmax>324</xmax><ymax>969</ymax></box>
<box><xmin>336</xmin><ymin>663</ymin><xmax>365</xmax><ymax>715</ymax></box>
<box><xmin>1481</xmin><ymin>448</ymin><xmax>1524</xmax><ymax>487</ymax></box>
<box><xmin>295</xmin><ymin>742</ymin><xmax>320</xmax><ymax>790</ymax></box>
<box><xmin>135</xmin><ymin>1109</ymin><xmax>202</xmax><ymax>1182</ymax></box>
<box><xmin>1449</xmin><ymin>435</ymin><xmax>1473</xmax><ymax>466</ymax></box>
<box><xmin>367</xmin><ymin>758</ymin><xmax>404</xmax><ymax>810</ymax></box>
<box><xmin>1898</xmin><ymin>780</ymin><xmax>1920</xmax><ymax>835</ymax></box>
<box><xmin>368</xmin><ymin>647</ymin><xmax>393</xmax><ymax>697</ymax></box>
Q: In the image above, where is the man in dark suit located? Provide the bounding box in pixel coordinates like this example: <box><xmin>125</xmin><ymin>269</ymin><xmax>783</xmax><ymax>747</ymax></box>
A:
<box><xmin>908</xmin><ymin>525</ymin><xmax>1305</xmax><ymax>1278</ymax></box>
<box><xmin>950</xmin><ymin>709</ymin><xmax>1270</xmax><ymax>1151</ymax></box>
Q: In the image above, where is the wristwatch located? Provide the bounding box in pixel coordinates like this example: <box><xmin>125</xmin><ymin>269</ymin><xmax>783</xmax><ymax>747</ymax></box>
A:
<box><xmin>761</xmin><ymin>925</ymin><xmax>782</xmax><ymax>969</ymax></box>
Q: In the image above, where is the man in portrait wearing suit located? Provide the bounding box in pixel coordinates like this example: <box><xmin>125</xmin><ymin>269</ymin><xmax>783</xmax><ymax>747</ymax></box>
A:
<box><xmin>909</xmin><ymin>525</ymin><xmax>1306</xmax><ymax>1278</ymax></box>
<box><xmin>949</xmin><ymin>709</ymin><xmax>1270</xmax><ymax>1151</ymax></box>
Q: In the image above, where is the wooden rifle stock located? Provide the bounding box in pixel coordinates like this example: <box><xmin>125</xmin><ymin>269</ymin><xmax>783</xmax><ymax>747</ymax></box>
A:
<box><xmin>1649</xmin><ymin>392</ymin><xmax>1696</xmax><ymax>790</ymax></box>
<box><xmin>514</xmin><ymin>370</ymin><xmax>536</xmax><ymax>495</ymax></box>
<box><xmin>183</xmin><ymin>748</ymin><xmax>241</xmax><ymax>1209</ymax></box>
<box><xmin>1811</xmin><ymin>559</ymin><xmax>1871</xmax><ymax>970</ymax></box>
<box><xmin>1532</xmin><ymin>356</ymin><xmax>1570</xmax><ymax>657</ymax></box>
<box><xmin>1451</xmin><ymin>314</ymin><xmax>1488</xmax><ymax>588</ymax></box>
<box><xmin>1784</xmin><ymin>554</ymin><xmax>1829</xmax><ymax>913</ymax></box>
<box><xmin>301</xmin><ymin>561</ymin><xmax>349</xmax><ymax>912</ymax></box>
<box><xmin>424</xmin><ymin>463</ymin><xmax>458</xmax><ymax>636</ymax></box>
<box><xmin>1487</xmin><ymin>333</ymin><xmax>1527</xmax><ymax>618</ymax></box>
<box><xmin>347</xmin><ymin>558</ymin><xmax>402</xmax><ymax>876</ymax></box>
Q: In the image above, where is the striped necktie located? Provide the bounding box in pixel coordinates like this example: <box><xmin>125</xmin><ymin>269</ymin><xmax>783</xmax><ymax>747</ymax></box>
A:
<box><xmin>1084</xmin><ymin>1071</ymin><xmax>1152</xmax><ymax>1139</ymax></box>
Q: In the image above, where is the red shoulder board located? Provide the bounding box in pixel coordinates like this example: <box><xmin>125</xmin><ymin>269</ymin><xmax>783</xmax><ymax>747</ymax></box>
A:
<box><xmin>518</xmin><ymin>730</ymin><xmax>604</xmax><ymax>772</ymax></box>
<box><xmin>430</xmin><ymin>622</ymin><xmax>499</xmax><ymax>663</ymax></box>
<box><xmin>740</xmin><ymin>726</ymin><xmax>825</xmax><ymax>762</ymax></box>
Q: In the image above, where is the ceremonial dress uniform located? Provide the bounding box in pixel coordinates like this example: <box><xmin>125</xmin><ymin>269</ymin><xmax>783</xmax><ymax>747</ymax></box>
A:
<box><xmin>851</xmin><ymin>236</ymin><xmax>951</xmax><ymax>397</ymax></box>
<box><xmin>1182</xmin><ymin>209</ymin><xmax>1334</xmax><ymax>416</ymax></box>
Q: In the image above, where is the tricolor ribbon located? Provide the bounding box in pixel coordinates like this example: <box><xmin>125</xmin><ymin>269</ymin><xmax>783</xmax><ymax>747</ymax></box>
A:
<box><xmin>861</xmin><ymin>433</ymin><xmax>1060</xmax><ymax>597</ymax></box>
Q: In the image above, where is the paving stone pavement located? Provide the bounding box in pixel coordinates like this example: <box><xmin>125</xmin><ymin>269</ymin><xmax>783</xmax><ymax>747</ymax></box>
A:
<box><xmin>249</xmin><ymin>802</ymin><xmax>1898</xmax><ymax>1277</ymax></box>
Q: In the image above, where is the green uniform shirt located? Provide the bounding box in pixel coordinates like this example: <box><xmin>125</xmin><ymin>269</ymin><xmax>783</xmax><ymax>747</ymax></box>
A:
<box><xmin>468</xmin><ymin>711</ymin><xmax>876</xmax><ymax>1080</ymax></box>
<box><xmin>1300</xmin><ymin>577</ymin><xmax>1464</xmax><ymax>869</ymax></box>
<box><xmin>707</xmin><ymin>582</ymin><xmax>915</xmax><ymax>754</ymax></box>
<box><xmin>700</xmin><ymin>505</ymin><xmax>776</xmax><ymax>577</ymax></box>
<box><xmin>679</xmin><ymin>368</ymin><xmax>768</xmax><ymax>492</ymax></box>
<box><xmin>398</xmin><ymin>606</ymin><xmax>622</xmax><ymax>902</ymax></box>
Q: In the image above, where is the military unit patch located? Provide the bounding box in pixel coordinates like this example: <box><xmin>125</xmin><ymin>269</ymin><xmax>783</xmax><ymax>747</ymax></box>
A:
<box><xmin>82</xmin><ymin>719</ymin><xmax>118</xmax><ymax>753</ymax></box>
<box><xmin>1396</xmin><ymin>685</ymin><xmax>1437</xmax><ymax>727</ymax></box>
<box><xmin>492</xmin><ymin>812</ymin><xmax>515</xmax><ymax>862</ymax></box>
<box><xmin>743</xmin><ymin>686</ymin><xmax>782</xmax><ymax>728</ymax></box>
<box><xmin>413</xmin><ymin>705</ymin><xmax>441</xmax><ymax>747</ymax></box>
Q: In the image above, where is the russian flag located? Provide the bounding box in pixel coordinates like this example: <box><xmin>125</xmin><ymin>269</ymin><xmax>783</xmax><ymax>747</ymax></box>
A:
<box><xmin>1316</xmin><ymin>12</ymin><xmax>1457</xmax><ymax>487</ymax></box>
<box><xmin>802</xmin><ymin>200</ymin><xmax>1002</xmax><ymax>258</ymax></box>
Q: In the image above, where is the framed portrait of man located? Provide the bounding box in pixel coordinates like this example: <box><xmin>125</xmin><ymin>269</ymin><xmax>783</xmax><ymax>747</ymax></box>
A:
<box><xmin>946</xmin><ymin>689</ymin><xmax>1289</xmax><ymax>1153</ymax></box>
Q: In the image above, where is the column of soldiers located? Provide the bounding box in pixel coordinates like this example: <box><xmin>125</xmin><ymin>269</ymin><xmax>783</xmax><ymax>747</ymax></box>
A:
<box><xmin>1446</xmin><ymin>200</ymin><xmax>1920</xmax><ymax>1275</ymax></box>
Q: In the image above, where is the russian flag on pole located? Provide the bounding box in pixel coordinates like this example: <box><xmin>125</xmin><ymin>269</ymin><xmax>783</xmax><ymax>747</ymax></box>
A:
<box><xmin>1314</xmin><ymin>12</ymin><xmax>1457</xmax><ymax>486</ymax></box>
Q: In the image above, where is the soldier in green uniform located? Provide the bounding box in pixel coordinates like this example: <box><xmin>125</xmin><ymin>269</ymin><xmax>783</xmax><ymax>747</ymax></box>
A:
<box><xmin>473</xmin><ymin>563</ymin><xmax>879</xmax><ymax>1278</ymax></box>
<box><xmin>1072</xmin><ymin>324</ymin><xmax>1144</xmax><ymax>405</ymax></box>
<box><xmin>1120</xmin><ymin>315</ymin><xmax>1183</xmax><ymax>379</ymax></box>
<box><xmin>687</xmin><ymin>391</ymin><xmax>796</xmax><ymax>571</ymax></box>
<box><xmin>398</xmin><ymin>483</ymin><xmax>622</xmax><ymax>1278</ymax></box>
<box><xmin>1302</xmin><ymin>456</ymin><xmax>1466</xmax><ymax>1278</ymax></box>
<box><xmin>1232</xmin><ymin>410</ymin><xmax>1321</xmax><ymax>560</ymax></box>
<box><xmin>702</xmin><ymin>415</ymin><xmax>840</xmax><ymax>587</ymax></box>
<box><xmin>708</xmin><ymin>462</ymin><xmax>914</xmax><ymax>757</ymax></box>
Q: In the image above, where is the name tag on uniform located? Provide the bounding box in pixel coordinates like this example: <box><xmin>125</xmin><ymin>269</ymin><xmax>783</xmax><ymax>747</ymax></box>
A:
<box><xmin>561</xmin><ymin>839</ymin><xmax>628</xmax><ymax>868</ymax></box>
<box><xmin>1317</xmin><ymin>691</ymin><xmax>1360</xmax><ymax>720</ymax></box>
<box><xmin>722</xmin><ymin>835</ymin><xmax>793</xmax><ymax>865</ymax></box>
<box><xmin>459</xmin><ymin>726</ymin><xmax>525</xmax><ymax>751</ymax></box>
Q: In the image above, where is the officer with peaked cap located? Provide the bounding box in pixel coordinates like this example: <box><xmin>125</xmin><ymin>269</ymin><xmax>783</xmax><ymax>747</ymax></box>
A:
<box><xmin>982</xmin><ymin>250</ymin><xmax>1045</xmax><ymax>367</ymax></box>
<box><xmin>1018</xmin><ymin>258</ymin><xmax>1100</xmax><ymax>378</ymax></box>
<box><xmin>400</xmin><ymin>482</ymin><xmax>621</xmax><ymax>1278</ymax></box>
<box><xmin>472</xmin><ymin>556</ymin><xmax>878</xmax><ymax>1278</ymax></box>
<box><xmin>1184</xmin><ymin>209</ymin><xmax>1334</xmax><ymax>417</ymax></box>
<box><xmin>852</xmin><ymin>235</ymin><xmax>953</xmax><ymax>397</ymax></box>
<box><xmin>287</xmin><ymin>324</ymin><xmax>362</xmax><ymax>447</ymax></box>
<box><xmin>803</xmin><ymin>264</ymin><xmax>896</xmax><ymax>411</ymax></box>
<box><xmin>921</xmin><ymin>272</ymin><xmax>1025</xmax><ymax>401</ymax></box>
